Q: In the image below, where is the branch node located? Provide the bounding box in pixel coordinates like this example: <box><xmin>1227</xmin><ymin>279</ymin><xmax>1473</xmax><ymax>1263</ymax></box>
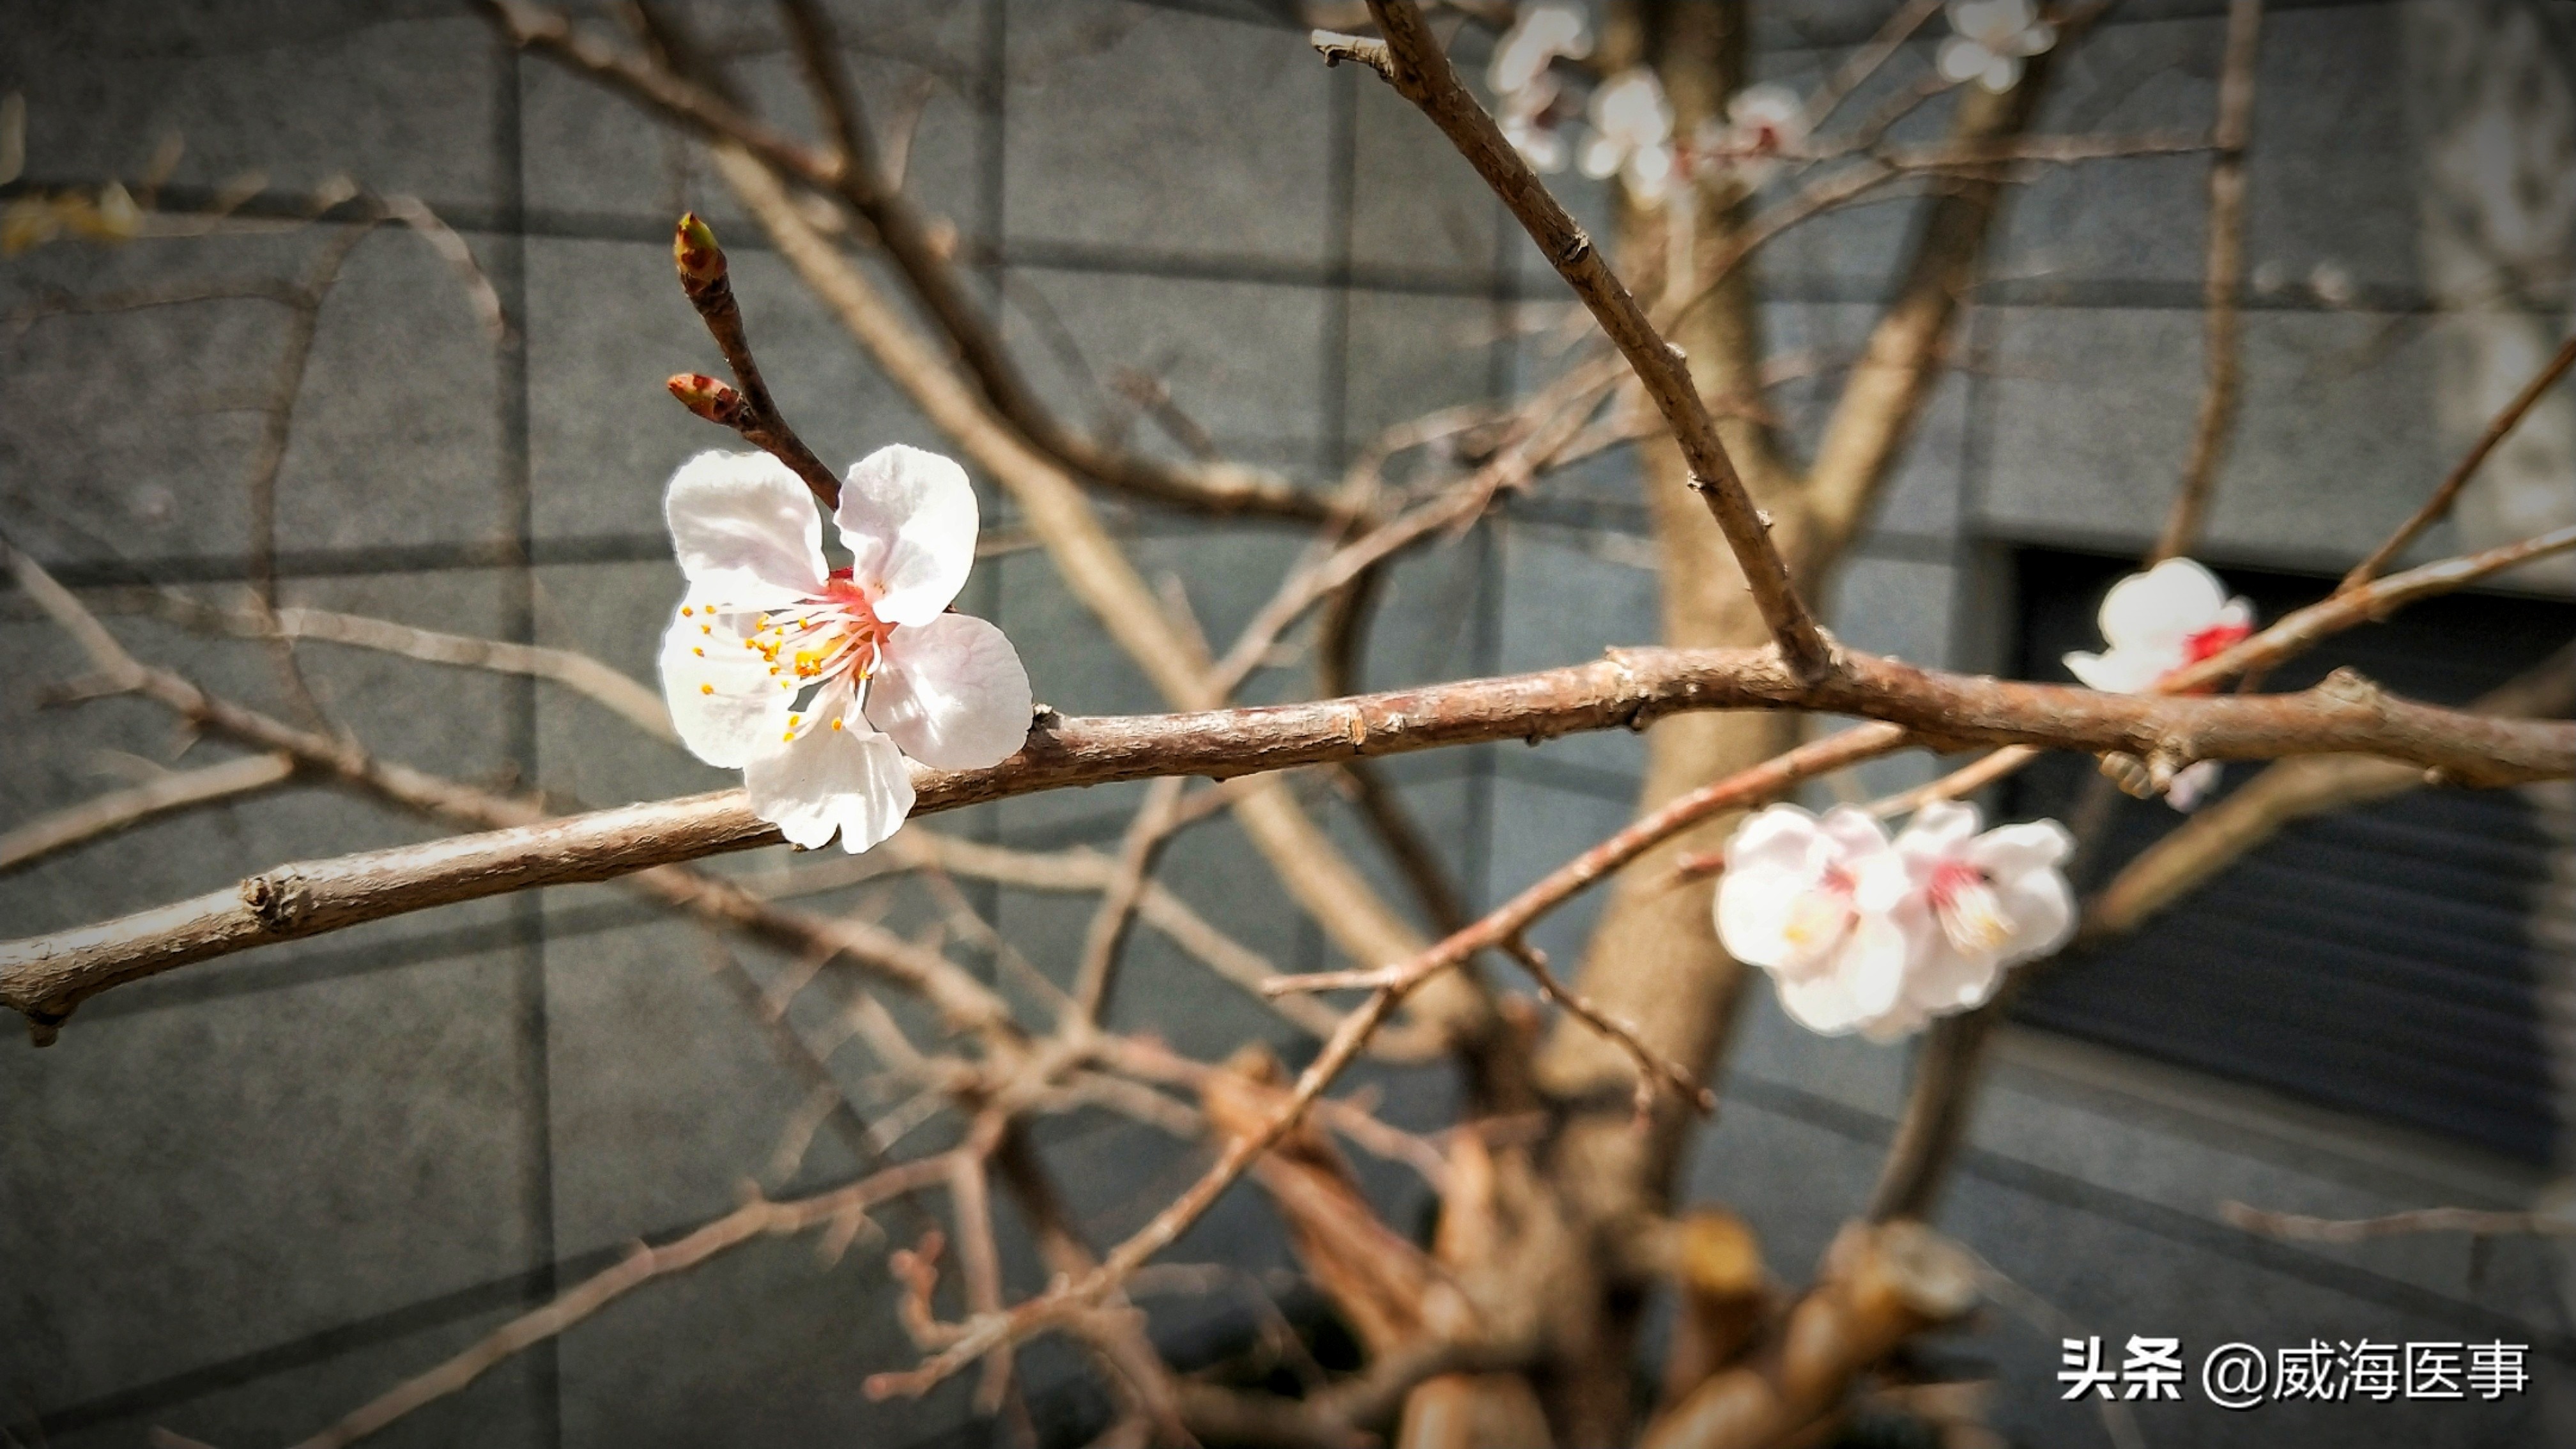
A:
<box><xmin>240</xmin><ymin>870</ymin><xmax>310</xmax><ymax>931</ymax></box>
<box><xmin>1309</xmin><ymin>31</ymin><xmax>1395</xmax><ymax>80</ymax></box>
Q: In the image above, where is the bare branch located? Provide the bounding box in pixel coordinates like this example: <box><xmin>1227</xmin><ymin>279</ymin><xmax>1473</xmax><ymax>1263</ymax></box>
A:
<box><xmin>2220</xmin><ymin>1201</ymin><xmax>2576</xmax><ymax>1243</ymax></box>
<box><xmin>2340</xmin><ymin>332</ymin><xmax>2576</xmax><ymax>590</ymax></box>
<box><xmin>1636</xmin><ymin>1222</ymin><xmax>1980</xmax><ymax>1449</ymax></box>
<box><xmin>286</xmin><ymin>1155</ymin><xmax>958</xmax><ymax>1449</ymax></box>
<box><xmin>15</xmin><ymin>528</ymin><xmax>2574</xmax><ymax>1032</ymax></box>
<box><xmin>2152</xmin><ymin>0</ymin><xmax>2264</xmax><ymax>564</ymax></box>
<box><xmin>487</xmin><ymin>0</ymin><xmax>1335</xmax><ymax>524</ymax></box>
<box><xmin>1349</xmin><ymin>0</ymin><xmax>1833</xmax><ymax>679</ymax></box>
<box><xmin>0</xmin><ymin>753</ymin><xmax>298</xmax><ymax>875</ymax></box>
<box><xmin>1070</xmin><ymin>776</ymin><xmax>1186</xmax><ymax>1022</ymax></box>
<box><xmin>666</xmin><ymin>212</ymin><xmax>843</xmax><ymax>507</ymax></box>
<box><xmin>147</xmin><ymin>595</ymin><xmax>673</xmax><ymax>741</ymax></box>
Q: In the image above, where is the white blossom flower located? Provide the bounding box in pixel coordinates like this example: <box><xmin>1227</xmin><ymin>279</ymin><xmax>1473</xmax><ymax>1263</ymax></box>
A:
<box><xmin>1714</xmin><ymin>804</ymin><xmax>1922</xmax><ymax>1038</ymax></box>
<box><xmin>2062</xmin><ymin>557</ymin><xmax>2250</xmax><ymax>811</ymax></box>
<box><xmin>1488</xmin><ymin>1</ymin><xmax>1591</xmax><ymax>173</ymax></box>
<box><xmin>2060</xmin><ymin>557</ymin><xmax>2253</xmax><ymax>694</ymax></box>
<box><xmin>1580</xmin><ymin>68</ymin><xmax>1678</xmax><ymax>202</ymax></box>
<box><xmin>1716</xmin><ymin>800</ymin><xmax>2075</xmax><ymax>1041</ymax></box>
<box><xmin>1692</xmin><ymin>82</ymin><xmax>1807</xmax><ymax>189</ymax></box>
<box><xmin>658</xmin><ymin>446</ymin><xmax>1032</xmax><ymax>854</ymax></box>
<box><xmin>1884</xmin><ymin>801</ymin><xmax>2075</xmax><ymax>1031</ymax></box>
<box><xmin>1937</xmin><ymin>0</ymin><xmax>2056</xmax><ymax>93</ymax></box>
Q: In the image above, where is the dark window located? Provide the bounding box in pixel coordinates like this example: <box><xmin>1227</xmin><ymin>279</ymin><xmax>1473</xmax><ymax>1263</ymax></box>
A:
<box><xmin>2003</xmin><ymin>548</ymin><xmax>2575</xmax><ymax>1164</ymax></box>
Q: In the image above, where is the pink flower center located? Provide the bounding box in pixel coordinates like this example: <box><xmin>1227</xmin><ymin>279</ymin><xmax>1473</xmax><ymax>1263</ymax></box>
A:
<box><xmin>2181</xmin><ymin>618</ymin><xmax>2251</xmax><ymax>666</ymax></box>
<box><xmin>1779</xmin><ymin>861</ymin><xmax>1859</xmax><ymax>962</ymax></box>
<box><xmin>2154</xmin><ymin>618</ymin><xmax>2253</xmax><ymax>693</ymax></box>
<box><xmin>1928</xmin><ymin>860</ymin><xmax>2013</xmax><ymax>955</ymax></box>
<box><xmin>723</xmin><ymin>571</ymin><xmax>896</xmax><ymax>724</ymax></box>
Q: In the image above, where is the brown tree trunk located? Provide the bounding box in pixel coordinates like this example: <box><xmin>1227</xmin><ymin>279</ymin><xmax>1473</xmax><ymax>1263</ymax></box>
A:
<box><xmin>1522</xmin><ymin>7</ymin><xmax>1816</xmax><ymax>1441</ymax></box>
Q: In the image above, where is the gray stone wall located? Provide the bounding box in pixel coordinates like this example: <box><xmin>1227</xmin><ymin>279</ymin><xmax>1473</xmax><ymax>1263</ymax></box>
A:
<box><xmin>3</xmin><ymin>3</ymin><xmax>2569</xmax><ymax>1446</ymax></box>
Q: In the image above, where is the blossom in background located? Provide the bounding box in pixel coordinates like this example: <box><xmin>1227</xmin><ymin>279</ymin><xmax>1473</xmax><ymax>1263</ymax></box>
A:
<box><xmin>2061</xmin><ymin>557</ymin><xmax>2252</xmax><ymax>694</ymax></box>
<box><xmin>659</xmin><ymin>446</ymin><xmax>1032</xmax><ymax>854</ymax></box>
<box><xmin>2062</xmin><ymin>556</ymin><xmax>2252</xmax><ymax>809</ymax></box>
<box><xmin>1715</xmin><ymin>801</ymin><xmax>2076</xmax><ymax>1040</ymax></box>
<box><xmin>1937</xmin><ymin>0</ymin><xmax>2057</xmax><ymax>93</ymax></box>
<box><xmin>1714</xmin><ymin>804</ymin><xmax>1918</xmax><ymax>1037</ymax></box>
<box><xmin>1581</xmin><ymin>68</ymin><xmax>1678</xmax><ymax>202</ymax></box>
<box><xmin>1693</xmin><ymin>82</ymin><xmax>1807</xmax><ymax>190</ymax></box>
<box><xmin>1488</xmin><ymin>1</ymin><xmax>1591</xmax><ymax>172</ymax></box>
<box><xmin>1883</xmin><ymin>801</ymin><xmax>2075</xmax><ymax>1032</ymax></box>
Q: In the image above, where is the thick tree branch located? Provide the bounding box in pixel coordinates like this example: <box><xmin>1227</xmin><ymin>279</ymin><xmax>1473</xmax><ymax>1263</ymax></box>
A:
<box><xmin>13</xmin><ymin>555</ymin><xmax>2573</xmax><ymax>1032</ymax></box>
<box><xmin>1634</xmin><ymin>1221</ymin><xmax>1981</xmax><ymax>1449</ymax></box>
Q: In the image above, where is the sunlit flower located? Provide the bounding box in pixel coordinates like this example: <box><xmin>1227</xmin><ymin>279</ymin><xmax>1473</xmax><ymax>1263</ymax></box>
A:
<box><xmin>1937</xmin><ymin>0</ymin><xmax>2056</xmax><ymax>93</ymax></box>
<box><xmin>1692</xmin><ymin>82</ymin><xmax>1807</xmax><ymax>189</ymax></box>
<box><xmin>1883</xmin><ymin>801</ymin><xmax>2074</xmax><ymax>1031</ymax></box>
<box><xmin>1716</xmin><ymin>800</ymin><xmax>2075</xmax><ymax>1040</ymax></box>
<box><xmin>2062</xmin><ymin>556</ymin><xmax>2251</xmax><ymax>811</ymax></box>
<box><xmin>1580</xmin><ymin>68</ymin><xmax>1678</xmax><ymax>202</ymax></box>
<box><xmin>1488</xmin><ymin>1</ymin><xmax>1591</xmax><ymax>173</ymax></box>
<box><xmin>1714</xmin><ymin>804</ymin><xmax>1920</xmax><ymax>1038</ymax></box>
<box><xmin>658</xmin><ymin>446</ymin><xmax>1032</xmax><ymax>854</ymax></box>
<box><xmin>2061</xmin><ymin>557</ymin><xmax>2253</xmax><ymax>694</ymax></box>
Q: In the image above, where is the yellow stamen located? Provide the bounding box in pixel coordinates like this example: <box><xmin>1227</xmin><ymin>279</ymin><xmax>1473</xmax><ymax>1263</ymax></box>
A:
<box><xmin>831</xmin><ymin>719</ymin><xmax>843</xmax><ymax>731</ymax></box>
<box><xmin>681</xmin><ymin>606</ymin><xmax>694</xmax><ymax>617</ymax></box>
<box><xmin>699</xmin><ymin>683</ymin><xmax>714</xmax><ymax>695</ymax></box>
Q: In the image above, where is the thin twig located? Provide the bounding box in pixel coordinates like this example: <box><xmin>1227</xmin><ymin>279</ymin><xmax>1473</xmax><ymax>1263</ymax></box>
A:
<box><xmin>1347</xmin><ymin>1</ymin><xmax>1832</xmax><ymax>680</ymax></box>
<box><xmin>666</xmin><ymin>213</ymin><xmax>843</xmax><ymax>507</ymax></box>
<box><xmin>2338</xmin><ymin>332</ymin><xmax>2576</xmax><ymax>590</ymax></box>
<box><xmin>2221</xmin><ymin>1202</ymin><xmax>2576</xmax><ymax>1243</ymax></box>
<box><xmin>0</xmin><ymin>753</ymin><xmax>298</xmax><ymax>875</ymax></box>
<box><xmin>285</xmin><ymin>1155</ymin><xmax>958</xmax><ymax>1449</ymax></box>
<box><xmin>144</xmin><ymin>595</ymin><xmax>673</xmax><ymax>741</ymax></box>
<box><xmin>1070</xmin><ymin>776</ymin><xmax>1186</xmax><ymax>1022</ymax></box>
<box><xmin>2152</xmin><ymin>0</ymin><xmax>2264</xmax><ymax>564</ymax></box>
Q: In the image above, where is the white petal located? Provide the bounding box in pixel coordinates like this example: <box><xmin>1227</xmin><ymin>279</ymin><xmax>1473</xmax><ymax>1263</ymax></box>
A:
<box><xmin>664</xmin><ymin>450</ymin><xmax>828</xmax><ymax>604</ymax></box>
<box><xmin>1816</xmin><ymin>804</ymin><xmax>1894</xmax><ymax>859</ymax></box>
<box><xmin>1979</xmin><ymin>54</ymin><xmax>2023</xmax><ymax>92</ymax></box>
<box><xmin>864</xmin><ymin>613</ymin><xmax>1034</xmax><ymax>770</ymax></box>
<box><xmin>1839</xmin><ymin>912</ymin><xmax>1913</xmax><ymax>1018</ymax></box>
<box><xmin>2063</xmin><ymin>645</ymin><xmax>2170</xmax><ymax>694</ymax></box>
<box><xmin>1966</xmin><ymin>819</ymin><xmax>2074</xmax><ymax>878</ymax></box>
<box><xmin>1896</xmin><ymin>799</ymin><xmax>1981</xmax><ymax>863</ymax></box>
<box><xmin>1859</xmin><ymin>1000</ymin><xmax>1931</xmax><ymax>1043</ymax></box>
<box><xmin>1777</xmin><ymin>967</ymin><xmax>1866</xmax><ymax>1036</ymax></box>
<box><xmin>1579</xmin><ymin>133</ymin><xmax>1623</xmax><ymax>180</ymax></box>
<box><xmin>1847</xmin><ymin>850</ymin><xmax>1916</xmax><ymax>917</ymax></box>
<box><xmin>1905</xmin><ymin>940</ymin><xmax>1998</xmax><ymax>1013</ymax></box>
<box><xmin>1717</xmin><ymin>870</ymin><xmax>1827</xmax><ymax>971</ymax></box>
<box><xmin>1981</xmin><ymin>852</ymin><xmax>2076</xmax><ymax>967</ymax></box>
<box><xmin>744</xmin><ymin>721</ymin><xmax>917</xmax><ymax>854</ymax></box>
<box><xmin>836</xmin><ymin>445</ymin><xmax>979</xmax><ymax>627</ymax></box>
<box><xmin>2166</xmin><ymin>759</ymin><xmax>2223</xmax><ymax>811</ymax></box>
<box><xmin>1936</xmin><ymin>36</ymin><xmax>1989</xmax><ymax>84</ymax></box>
<box><xmin>1725</xmin><ymin>804</ymin><xmax>1823</xmax><ymax>878</ymax></box>
<box><xmin>2009</xmin><ymin>19</ymin><xmax>2057</xmax><ymax>57</ymax></box>
<box><xmin>2099</xmin><ymin>558</ymin><xmax>2230</xmax><ymax>652</ymax></box>
<box><xmin>659</xmin><ymin>596</ymin><xmax>792</xmax><ymax>768</ymax></box>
